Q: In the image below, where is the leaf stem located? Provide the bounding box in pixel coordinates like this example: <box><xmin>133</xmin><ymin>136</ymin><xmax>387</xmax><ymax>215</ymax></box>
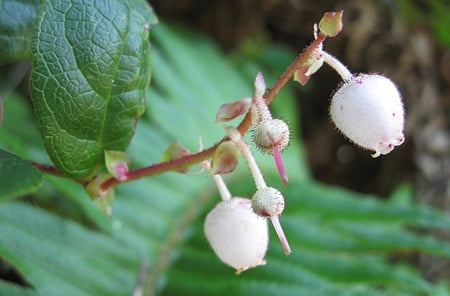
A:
<box><xmin>31</xmin><ymin>161</ymin><xmax>85</xmax><ymax>185</ymax></box>
<box><xmin>31</xmin><ymin>161</ymin><xmax>62</xmax><ymax>175</ymax></box>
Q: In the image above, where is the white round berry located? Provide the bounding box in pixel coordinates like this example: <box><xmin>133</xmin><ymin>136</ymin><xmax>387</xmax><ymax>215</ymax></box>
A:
<box><xmin>251</xmin><ymin>187</ymin><xmax>285</xmax><ymax>217</ymax></box>
<box><xmin>330</xmin><ymin>74</ymin><xmax>405</xmax><ymax>157</ymax></box>
<box><xmin>204</xmin><ymin>197</ymin><xmax>268</xmax><ymax>273</ymax></box>
<box><xmin>253</xmin><ymin>119</ymin><xmax>290</xmax><ymax>153</ymax></box>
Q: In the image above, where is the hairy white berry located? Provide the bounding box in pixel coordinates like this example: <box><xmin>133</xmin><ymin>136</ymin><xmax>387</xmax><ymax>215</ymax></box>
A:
<box><xmin>204</xmin><ymin>197</ymin><xmax>268</xmax><ymax>273</ymax></box>
<box><xmin>252</xmin><ymin>187</ymin><xmax>285</xmax><ymax>217</ymax></box>
<box><xmin>330</xmin><ymin>74</ymin><xmax>405</xmax><ymax>157</ymax></box>
<box><xmin>253</xmin><ymin>119</ymin><xmax>290</xmax><ymax>153</ymax></box>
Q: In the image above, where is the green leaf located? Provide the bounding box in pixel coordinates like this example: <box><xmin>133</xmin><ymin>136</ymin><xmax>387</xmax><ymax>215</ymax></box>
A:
<box><xmin>0</xmin><ymin>280</ymin><xmax>38</xmax><ymax>296</ymax></box>
<box><xmin>0</xmin><ymin>202</ymin><xmax>140</xmax><ymax>295</ymax></box>
<box><xmin>30</xmin><ymin>0</ymin><xmax>157</xmax><ymax>178</ymax></box>
<box><xmin>1</xmin><ymin>20</ymin><xmax>450</xmax><ymax>296</ymax></box>
<box><xmin>0</xmin><ymin>149</ymin><xmax>43</xmax><ymax>201</ymax></box>
<box><xmin>0</xmin><ymin>0</ymin><xmax>40</xmax><ymax>62</ymax></box>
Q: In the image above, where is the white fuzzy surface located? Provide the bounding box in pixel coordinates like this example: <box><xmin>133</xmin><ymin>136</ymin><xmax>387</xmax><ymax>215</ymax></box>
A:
<box><xmin>330</xmin><ymin>74</ymin><xmax>405</xmax><ymax>157</ymax></box>
<box><xmin>204</xmin><ymin>197</ymin><xmax>268</xmax><ymax>273</ymax></box>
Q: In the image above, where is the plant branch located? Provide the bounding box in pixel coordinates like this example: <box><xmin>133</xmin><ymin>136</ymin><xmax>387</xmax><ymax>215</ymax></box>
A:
<box><xmin>31</xmin><ymin>161</ymin><xmax>85</xmax><ymax>185</ymax></box>
<box><xmin>236</xmin><ymin>32</ymin><xmax>327</xmax><ymax>135</ymax></box>
<box><xmin>100</xmin><ymin>144</ymin><xmax>218</xmax><ymax>191</ymax></box>
<box><xmin>31</xmin><ymin>161</ymin><xmax>62</xmax><ymax>175</ymax></box>
<box><xmin>33</xmin><ymin>32</ymin><xmax>327</xmax><ymax>193</ymax></box>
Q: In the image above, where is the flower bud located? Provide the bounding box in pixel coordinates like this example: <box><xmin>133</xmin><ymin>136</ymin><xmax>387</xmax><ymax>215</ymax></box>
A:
<box><xmin>252</xmin><ymin>187</ymin><xmax>291</xmax><ymax>255</ymax></box>
<box><xmin>204</xmin><ymin>197</ymin><xmax>268</xmax><ymax>273</ymax></box>
<box><xmin>253</xmin><ymin>119</ymin><xmax>290</xmax><ymax>184</ymax></box>
<box><xmin>330</xmin><ymin>74</ymin><xmax>405</xmax><ymax>157</ymax></box>
<box><xmin>253</xmin><ymin>119</ymin><xmax>290</xmax><ymax>153</ymax></box>
<box><xmin>318</xmin><ymin>11</ymin><xmax>343</xmax><ymax>37</ymax></box>
<box><xmin>251</xmin><ymin>187</ymin><xmax>284</xmax><ymax>218</ymax></box>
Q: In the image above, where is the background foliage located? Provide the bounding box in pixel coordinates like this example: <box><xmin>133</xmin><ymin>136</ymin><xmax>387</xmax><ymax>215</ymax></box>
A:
<box><xmin>1</xmin><ymin>0</ymin><xmax>450</xmax><ymax>295</ymax></box>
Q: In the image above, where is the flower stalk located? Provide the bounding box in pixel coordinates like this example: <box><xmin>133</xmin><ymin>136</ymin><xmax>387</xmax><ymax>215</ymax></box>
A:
<box><xmin>321</xmin><ymin>51</ymin><xmax>353</xmax><ymax>82</ymax></box>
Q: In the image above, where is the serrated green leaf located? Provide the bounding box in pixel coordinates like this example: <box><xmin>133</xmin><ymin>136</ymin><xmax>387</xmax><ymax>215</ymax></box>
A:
<box><xmin>1</xmin><ymin>18</ymin><xmax>450</xmax><ymax>296</ymax></box>
<box><xmin>30</xmin><ymin>0</ymin><xmax>156</xmax><ymax>178</ymax></box>
<box><xmin>0</xmin><ymin>149</ymin><xmax>43</xmax><ymax>201</ymax></box>
<box><xmin>0</xmin><ymin>0</ymin><xmax>40</xmax><ymax>62</ymax></box>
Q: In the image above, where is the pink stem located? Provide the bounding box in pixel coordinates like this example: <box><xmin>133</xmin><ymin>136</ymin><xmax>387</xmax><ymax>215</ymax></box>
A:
<box><xmin>270</xmin><ymin>216</ymin><xmax>291</xmax><ymax>255</ymax></box>
<box><xmin>272</xmin><ymin>146</ymin><xmax>288</xmax><ymax>185</ymax></box>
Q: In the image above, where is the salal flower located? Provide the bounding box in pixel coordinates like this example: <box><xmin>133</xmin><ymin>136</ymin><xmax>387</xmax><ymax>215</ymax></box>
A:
<box><xmin>253</xmin><ymin>119</ymin><xmax>290</xmax><ymax>184</ymax></box>
<box><xmin>225</xmin><ymin>126</ymin><xmax>292</xmax><ymax>255</ymax></box>
<box><xmin>330</xmin><ymin>74</ymin><xmax>405</xmax><ymax>157</ymax></box>
<box><xmin>252</xmin><ymin>73</ymin><xmax>290</xmax><ymax>184</ymax></box>
<box><xmin>204</xmin><ymin>197</ymin><xmax>268</xmax><ymax>274</ymax></box>
<box><xmin>252</xmin><ymin>187</ymin><xmax>291</xmax><ymax>255</ymax></box>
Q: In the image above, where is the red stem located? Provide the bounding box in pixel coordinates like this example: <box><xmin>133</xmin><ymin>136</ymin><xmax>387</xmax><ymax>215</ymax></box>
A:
<box><xmin>31</xmin><ymin>161</ymin><xmax>85</xmax><ymax>185</ymax></box>
<box><xmin>100</xmin><ymin>145</ymin><xmax>217</xmax><ymax>191</ymax></box>
<box><xmin>31</xmin><ymin>161</ymin><xmax>62</xmax><ymax>175</ymax></box>
<box><xmin>33</xmin><ymin>33</ymin><xmax>327</xmax><ymax>192</ymax></box>
<box><xmin>235</xmin><ymin>33</ymin><xmax>327</xmax><ymax>134</ymax></box>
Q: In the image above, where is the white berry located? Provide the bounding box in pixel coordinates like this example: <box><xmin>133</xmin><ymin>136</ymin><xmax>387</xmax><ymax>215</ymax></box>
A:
<box><xmin>204</xmin><ymin>197</ymin><xmax>268</xmax><ymax>273</ymax></box>
<box><xmin>330</xmin><ymin>74</ymin><xmax>405</xmax><ymax>157</ymax></box>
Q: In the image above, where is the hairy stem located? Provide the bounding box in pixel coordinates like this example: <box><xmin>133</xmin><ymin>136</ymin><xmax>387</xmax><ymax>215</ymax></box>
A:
<box><xmin>235</xmin><ymin>33</ymin><xmax>327</xmax><ymax>134</ymax></box>
<box><xmin>212</xmin><ymin>174</ymin><xmax>232</xmax><ymax>202</ymax></box>
<box><xmin>233</xmin><ymin>137</ymin><xmax>267</xmax><ymax>191</ymax></box>
<box><xmin>321</xmin><ymin>50</ymin><xmax>353</xmax><ymax>81</ymax></box>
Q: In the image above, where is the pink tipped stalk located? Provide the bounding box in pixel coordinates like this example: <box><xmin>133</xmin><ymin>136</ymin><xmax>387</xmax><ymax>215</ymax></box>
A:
<box><xmin>252</xmin><ymin>187</ymin><xmax>291</xmax><ymax>255</ymax></box>
<box><xmin>270</xmin><ymin>216</ymin><xmax>291</xmax><ymax>255</ymax></box>
<box><xmin>253</xmin><ymin>119</ymin><xmax>290</xmax><ymax>184</ymax></box>
<box><xmin>272</xmin><ymin>145</ymin><xmax>288</xmax><ymax>185</ymax></box>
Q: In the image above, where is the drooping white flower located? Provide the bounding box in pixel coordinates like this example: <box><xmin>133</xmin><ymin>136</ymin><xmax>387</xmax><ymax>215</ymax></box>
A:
<box><xmin>330</xmin><ymin>74</ymin><xmax>405</xmax><ymax>157</ymax></box>
<box><xmin>204</xmin><ymin>197</ymin><xmax>268</xmax><ymax>274</ymax></box>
